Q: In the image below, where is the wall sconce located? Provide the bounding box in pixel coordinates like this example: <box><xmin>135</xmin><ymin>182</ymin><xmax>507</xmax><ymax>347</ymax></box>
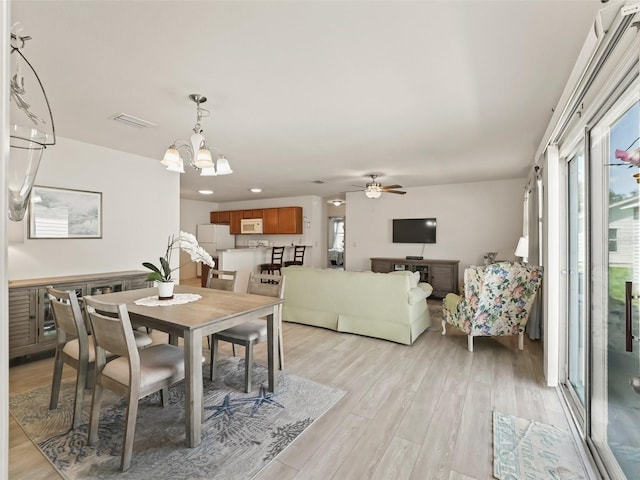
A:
<box><xmin>8</xmin><ymin>24</ymin><xmax>56</xmax><ymax>222</ymax></box>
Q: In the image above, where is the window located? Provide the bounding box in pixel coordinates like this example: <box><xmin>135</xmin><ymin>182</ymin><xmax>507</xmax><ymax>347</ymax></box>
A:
<box><xmin>608</xmin><ymin>228</ymin><xmax>618</xmax><ymax>252</ymax></box>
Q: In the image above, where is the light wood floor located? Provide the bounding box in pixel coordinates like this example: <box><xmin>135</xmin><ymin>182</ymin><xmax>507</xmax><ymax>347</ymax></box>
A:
<box><xmin>8</xmin><ymin>294</ymin><xmax>572</xmax><ymax>480</ymax></box>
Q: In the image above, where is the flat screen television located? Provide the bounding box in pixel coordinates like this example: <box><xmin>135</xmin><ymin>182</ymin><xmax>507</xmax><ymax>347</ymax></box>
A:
<box><xmin>392</xmin><ymin>218</ymin><xmax>437</xmax><ymax>243</ymax></box>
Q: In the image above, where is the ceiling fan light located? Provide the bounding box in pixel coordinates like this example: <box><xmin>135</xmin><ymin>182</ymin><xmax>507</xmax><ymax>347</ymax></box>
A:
<box><xmin>365</xmin><ymin>189</ymin><xmax>382</xmax><ymax>199</ymax></box>
<box><xmin>216</xmin><ymin>156</ymin><xmax>233</xmax><ymax>175</ymax></box>
<box><xmin>200</xmin><ymin>166</ymin><xmax>217</xmax><ymax>176</ymax></box>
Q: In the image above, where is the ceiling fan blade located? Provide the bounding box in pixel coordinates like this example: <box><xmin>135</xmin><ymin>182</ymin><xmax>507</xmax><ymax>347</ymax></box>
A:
<box><xmin>381</xmin><ymin>184</ymin><xmax>402</xmax><ymax>190</ymax></box>
<box><xmin>351</xmin><ymin>184</ymin><xmax>366</xmax><ymax>189</ymax></box>
<box><xmin>384</xmin><ymin>190</ymin><xmax>406</xmax><ymax>195</ymax></box>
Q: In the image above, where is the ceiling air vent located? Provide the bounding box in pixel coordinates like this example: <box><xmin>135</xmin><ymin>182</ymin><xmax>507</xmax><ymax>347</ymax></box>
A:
<box><xmin>110</xmin><ymin>113</ymin><xmax>158</xmax><ymax>128</ymax></box>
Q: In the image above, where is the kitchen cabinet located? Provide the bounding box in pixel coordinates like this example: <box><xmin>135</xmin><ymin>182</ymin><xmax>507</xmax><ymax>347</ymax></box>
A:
<box><xmin>278</xmin><ymin>207</ymin><xmax>303</xmax><ymax>234</ymax></box>
<box><xmin>211</xmin><ymin>206</ymin><xmax>303</xmax><ymax>234</ymax></box>
<box><xmin>210</xmin><ymin>210</ymin><xmax>230</xmax><ymax>225</ymax></box>
<box><xmin>229</xmin><ymin>210</ymin><xmax>244</xmax><ymax>234</ymax></box>
<box><xmin>263</xmin><ymin>208</ymin><xmax>279</xmax><ymax>234</ymax></box>
<box><xmin>9</xmin><ymin>271</ymin><xmax>150</xmax><ymax>359</ymax></box>
<box><xmin>243</xmin><ymin>209</ymin><xmax>263</xmax><ymax>219</ymax></box>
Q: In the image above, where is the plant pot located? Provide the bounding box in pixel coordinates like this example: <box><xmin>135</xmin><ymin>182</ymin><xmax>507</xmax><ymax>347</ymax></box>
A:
<box><xmin>158</xmin><ymin>281</ymin><xmax>175</xmax><ymax>300</ymax></box>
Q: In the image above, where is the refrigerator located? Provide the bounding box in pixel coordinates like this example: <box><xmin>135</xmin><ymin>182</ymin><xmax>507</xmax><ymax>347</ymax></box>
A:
<box><xmin>196</xmin><ymin>224</ymin><xmax>235</xmax><ymax>276</ymax></box>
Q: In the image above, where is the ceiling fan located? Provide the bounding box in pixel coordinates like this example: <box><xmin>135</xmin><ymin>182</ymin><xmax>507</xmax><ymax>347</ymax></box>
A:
<box><xmin>353</xmin><ymin>174</ymin><xmax>406</xmax><ymax>198</ymax></box>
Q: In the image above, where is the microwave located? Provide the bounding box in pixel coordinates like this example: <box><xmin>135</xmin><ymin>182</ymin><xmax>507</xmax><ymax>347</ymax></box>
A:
<box><xmin>240</xmin><ymin>218</ymin><xmax>263</xmax><ymax>234</ymax></box>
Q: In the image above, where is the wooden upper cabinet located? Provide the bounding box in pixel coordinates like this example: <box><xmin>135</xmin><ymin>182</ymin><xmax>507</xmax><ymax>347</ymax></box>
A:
<box><xmin>210</xmin><ymin>211</ymin><xmax>230</xmax><ymax>225</ymax></box>
<box><xmin>229</xmin><ymin>210</ymin><xmax>244</xmax><ymax>234</ymax></box>
<box><xmin>218</xmin><ymin>211</ymin><xmax>230</xmax><ymax>224</ymax></box>
<box><xmin>263</xmin><ymin>208</ymin><xmax>279</xmax><ymax>234</ymax></box>
<box><xmin>242</xmin><ymin>209</ymin><xmax>264</xmax><ymax>219</ymax></box>
<box><xmin>212</xmin><ymin>207</ymin><xmax>301</xmax><ymax>234</ymax></box>
<box><xmin>278</xmin><ymin>207</ymin><xmax>303</xmax><ymax>234</ymax></box>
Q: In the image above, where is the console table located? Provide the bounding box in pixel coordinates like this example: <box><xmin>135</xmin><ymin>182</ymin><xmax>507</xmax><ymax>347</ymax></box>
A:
<box><xmin>8</xmin><ymin>270</ymin><xmax>150</xmax><ymax>359</ymax></box>
<box><xmin>370</xmin><ymin>258</ymin><xmax>459</xmax><ymax>298</ymax></box>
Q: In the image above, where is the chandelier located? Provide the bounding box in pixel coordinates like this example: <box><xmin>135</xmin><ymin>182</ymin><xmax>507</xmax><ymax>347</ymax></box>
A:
<box><xmin>8</xmin><ymin>23</ymin><xmax>56</xmax><ymax>221</ymax></box>
<box><xmin>161</xmin><ymin>94</ymin><xmax>232</xmax><ymax>176</ymax></box>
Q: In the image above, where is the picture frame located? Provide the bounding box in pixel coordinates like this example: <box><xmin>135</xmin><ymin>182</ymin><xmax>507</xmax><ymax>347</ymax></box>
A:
<box><xmin>28</xmin><ymin>186</ymin><xmax>102</xmax><ymax>239</ymax></box>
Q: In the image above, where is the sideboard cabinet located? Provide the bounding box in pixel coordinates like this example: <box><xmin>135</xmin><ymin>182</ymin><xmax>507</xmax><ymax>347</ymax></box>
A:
<box><xmin>370</xmin><ymin>257</ymin><xmax>459</xmax><ymax>298</ymax></box>
<box><xmin>8</xmin><ymin>270</ymin><xmax>150</xmax><ymax>359</ymax></box>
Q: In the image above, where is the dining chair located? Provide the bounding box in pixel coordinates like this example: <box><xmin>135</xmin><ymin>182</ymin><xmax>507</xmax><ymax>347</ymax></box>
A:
<box><xmin>284</xmin><ymin>245</ymin><xmax>306</xmax><ymax>267</ymax></box>
<box><xmin>47</xmin><ymin>286</ymin><xmax>152</xmax><ymax>430</ymax></box>
<box><xmin>205</xmin><ymin>269</ymin><xmax>238</xmax><ymax>351</ymax></box>
<box><xmin>206</xmin><ymin>269</ymin><xmax>238</xmax><ymax>291</ymax></box>
<box><xmin>210</xmin><ymin>273</ymin><xmax>285</xmax><ymax>392</ymax></box>
<box><xmin>258</xmin><ymin>246</ymin><xmax>285</xmax><ymax>275</ymax></box>
<box><xmin>84</xmin><ymin>296</ymin><xmax>186</xmax><ymax>472</ymax></box>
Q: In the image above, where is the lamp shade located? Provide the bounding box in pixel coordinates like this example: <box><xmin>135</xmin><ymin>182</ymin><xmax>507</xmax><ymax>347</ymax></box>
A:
<box><xmin>194</xmin><ymin>148</ymin><xmax>214</xmax><ymax>169</ymax></box>
<box><xmin>165</xmin><ymin>157</ymin><xmax>185</xmax><ymax>173</ymax></box>
<box><xmin>515</xmin><ymin>236</ymin><xmax>529</xmax><ymax>258</ymax></box>
<box><xmin>161</xmin><ymin>147</ymin><xmax>181</xmax><ymax>167</ymax></box>
<box><xmin>365</xmin><ymin>186</ymin><xmax>382</xmax><ymax>199</ymax></box>
<box><xmin>216</xmin><ymin>156</ymin><xmax>233</xmax><ymax>175</ymax></box>
<box><xmin>200</xmin><ymin>166</ymin><xmax>217</xmax><ymax>176</ymax></box>
<box><xmin>8</xmin><ymin>28</ymin><xmax>56</xmax><ymax>221</ymax></box>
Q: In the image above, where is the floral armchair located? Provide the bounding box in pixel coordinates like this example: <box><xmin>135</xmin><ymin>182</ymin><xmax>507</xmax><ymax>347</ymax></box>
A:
<box><xmin>441</xmin><ymin>262</ymin><xmax>542</xmax><ymax>352</ymax></box>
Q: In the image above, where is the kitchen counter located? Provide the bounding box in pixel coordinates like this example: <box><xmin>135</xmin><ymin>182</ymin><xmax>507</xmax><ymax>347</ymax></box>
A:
<box><xmin>215</xmin><ymin>245</ymin><xmax>311</xmax><ymax>292</ymax></box>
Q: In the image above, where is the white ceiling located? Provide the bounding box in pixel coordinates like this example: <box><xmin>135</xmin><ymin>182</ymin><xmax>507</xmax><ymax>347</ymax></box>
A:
<box><xmin>11</xmin><ymin>0</ymin><xmax>604</xmax><ymax>202</ymax></box>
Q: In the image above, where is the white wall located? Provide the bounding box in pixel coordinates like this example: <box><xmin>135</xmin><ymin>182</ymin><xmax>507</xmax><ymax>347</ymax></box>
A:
<box><xmin>8</xmin><ymin>137</ymin><xmax>180</xmax><ymax>280</ymax></box>
<box><xmin>179</xmin><ymin>198</ymin><xmax>219</xmax><ymax>279</ymax></box>
<box><xmin>345</xmin><ymin>178</ymin><xmax>526</xmax><ymax>280</ymax></box>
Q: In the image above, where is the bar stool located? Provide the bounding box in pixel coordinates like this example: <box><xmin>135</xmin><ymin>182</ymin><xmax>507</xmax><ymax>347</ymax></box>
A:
<box><xmin>259</xmin><ymin>246</ymin><xmax>285</xmax><ymax>275</ymax></box>
<box><xmin>284</xmin><ymin>245</ymin><xmax>306</xmax><ymax>267</ymax></box>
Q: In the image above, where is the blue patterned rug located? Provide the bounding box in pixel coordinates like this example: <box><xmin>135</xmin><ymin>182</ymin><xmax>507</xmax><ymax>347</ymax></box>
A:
<box><xmin>10</xmin><ymin>357</ymin><xmax>344</xmax><ymax>479</ymax></box>
<box><xmin>493</xmin><ymin>411</ymin><xmax>587</xmax><ymax>480</ymax></box>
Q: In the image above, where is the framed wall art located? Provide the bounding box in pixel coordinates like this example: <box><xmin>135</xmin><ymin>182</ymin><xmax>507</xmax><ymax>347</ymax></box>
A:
<box><xmin>28</xmin><ymin>186</ymin><xmax>102</xmax><ymax>239</ymax></box>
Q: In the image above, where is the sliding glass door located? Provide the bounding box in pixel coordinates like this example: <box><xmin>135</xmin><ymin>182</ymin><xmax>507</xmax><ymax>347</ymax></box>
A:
<box><xmin>567</xmin><ymin>150</ymin><xmax>587</xmax><ymax>410</ymax></box>
<box><xmin>589</xmin><ymin>89</ymin><xmax>639</xmax><ymax>479</ymax></box>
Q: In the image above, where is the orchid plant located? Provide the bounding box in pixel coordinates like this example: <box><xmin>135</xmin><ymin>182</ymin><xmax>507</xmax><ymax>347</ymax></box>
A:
<box><xmin>143</xmin><ymin>231</ymin><xmax>215</xmax><ymax>283</ymax></box>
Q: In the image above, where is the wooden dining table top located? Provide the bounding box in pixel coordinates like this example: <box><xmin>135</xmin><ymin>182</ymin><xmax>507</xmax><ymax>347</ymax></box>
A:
<box><xmin>93</xmin><ymin>284</ymin><xmax>283</xmax><ymax>332</ymax></box>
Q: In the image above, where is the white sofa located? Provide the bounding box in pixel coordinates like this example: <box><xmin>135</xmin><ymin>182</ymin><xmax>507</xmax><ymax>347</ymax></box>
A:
<box><xmin>281</xmin><ymin>266</ymin><xmax>433</xmax><ymax>345</ymax></box>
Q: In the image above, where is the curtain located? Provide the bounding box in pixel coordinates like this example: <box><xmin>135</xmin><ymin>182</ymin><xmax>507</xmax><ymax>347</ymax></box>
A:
<box><xmin>526</xmin><ymin>166</ymin><xmax>544</xmax><ymax>340</ymax></box>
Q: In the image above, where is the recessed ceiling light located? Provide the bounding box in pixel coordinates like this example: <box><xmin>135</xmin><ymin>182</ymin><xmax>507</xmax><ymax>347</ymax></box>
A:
<box><xmin>198</xmin><ymin>190</ymin><xmax>214</xmax><ymax>195</ymax></box>
<box><xmin>250</xmin><ymin>188</ymin><xmax>262</xmax><ymax>193</ymax></box>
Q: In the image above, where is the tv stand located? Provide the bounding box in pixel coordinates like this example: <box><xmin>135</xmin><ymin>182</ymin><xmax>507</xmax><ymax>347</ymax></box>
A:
<box><xmin>370</xmin><ymin>257</ymin><xmax>459</xmax><ymax>298</ymax></box>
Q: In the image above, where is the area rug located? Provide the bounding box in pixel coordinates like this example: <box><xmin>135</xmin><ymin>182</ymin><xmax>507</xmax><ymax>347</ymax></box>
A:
<box><xmin>493</xmin><ymin>411</ymin><xmax>587</xmax><ymax>480</ymax></box>
<box><xmin>10</xmin><ymin>357</ymin><xmax>345</xmax><ymax>479</ymax></box>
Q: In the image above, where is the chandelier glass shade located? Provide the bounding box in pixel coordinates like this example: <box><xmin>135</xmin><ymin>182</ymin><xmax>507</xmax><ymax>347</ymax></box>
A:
<box><xmin>8</xmin><ymin>24</ymin><xmax>56</xmax><ymax>222</ymax></box>
<box><xmin>162</xmin><ymin>94</ymin><xmax>232</xmax><ymax>176</ymax></box>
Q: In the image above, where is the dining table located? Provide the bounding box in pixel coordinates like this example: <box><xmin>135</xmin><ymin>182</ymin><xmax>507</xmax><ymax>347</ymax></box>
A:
<box><xmin>92</xmin><ymin>284</ymin><xmax>283</xmax><ymax>448</ymax></box>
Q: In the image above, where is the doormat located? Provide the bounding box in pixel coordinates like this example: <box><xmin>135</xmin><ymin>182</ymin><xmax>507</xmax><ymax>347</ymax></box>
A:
<box><xmin>493</xmin><ymin>411</ymin><xmax>587</xmax><ymax>480</ymax></box>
